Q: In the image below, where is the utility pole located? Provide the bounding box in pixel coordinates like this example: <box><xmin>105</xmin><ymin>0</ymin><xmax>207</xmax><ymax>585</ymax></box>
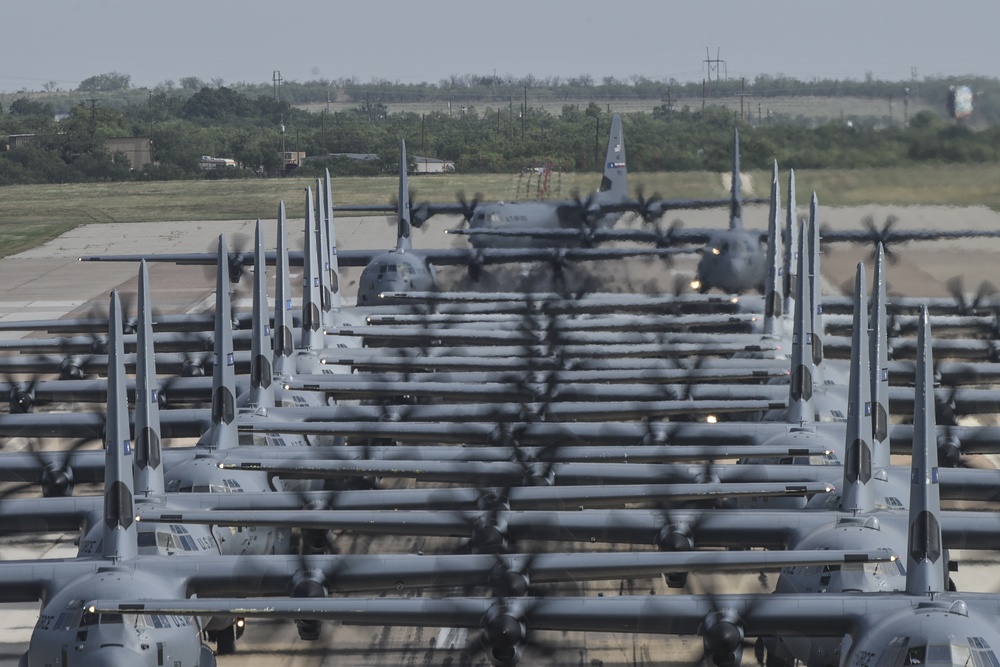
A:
<box><xmin>739</xmin><ymin>77</ymin><xmax>745</xmax><ymax>120</ymax></box>
<box><xmin>279</xmin><ymin>115</ymin><xmax>286</xmax><ymax>172</ymax></box>
<box><xmin>522</xmin><ymin>86</ymin><xmax>527</xmax><ymax>141</ymax></box>
<box><xmin>594</xmin><ymin>116</ymin><xmax>601</xmax><ymax>167</ymax></box>
<box><xmin>509</xmin><ymin>97</ymin><xmax>514</xmax><ymax>140</ymax></box>
<box><xmin>272</xmin><ymin>71</ymin><xmax>283</xmax><ymax>101</ymax></box>
<box><xmin>86</xmin><ymin>98</ymin><xmax>99</xmax><ymax>136</ymax></box>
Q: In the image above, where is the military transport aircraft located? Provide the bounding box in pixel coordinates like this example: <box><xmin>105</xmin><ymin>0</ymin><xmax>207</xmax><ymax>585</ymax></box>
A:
<box><xmin>453</xmin><ymin>130</ymin><xmax>1000</xmax><ymax>295</ymax></box>
<box><xmin>79</xmin><ymin>143</ymin><xmax>691</xmax><ymax>306</ymax></box>
<box><xmin>88</xmin><ymin>308</ymin><xmax>1000</xmax><ymax>667</ymax></box>
<box><xmin>0</xmin><ymin>293</ymin><xmax>893</xmax><ymax>665</ymax></box>
<box><xmin>330</xmin><ymin>113</ymin><xmax>741</xmax><ymax>245</ymax></box>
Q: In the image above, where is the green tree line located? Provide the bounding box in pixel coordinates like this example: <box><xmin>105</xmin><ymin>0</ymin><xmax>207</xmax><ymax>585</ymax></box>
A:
<box><xmin>1</xmin><ymin>81</ymin><xmax>999</xmax><ymax>185</ymax></box>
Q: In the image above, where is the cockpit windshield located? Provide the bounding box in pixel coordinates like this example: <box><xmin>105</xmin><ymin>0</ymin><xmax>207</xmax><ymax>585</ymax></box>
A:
<box><xmin>879</xmin><ymin>638</ymin><xmax>997</xmax><ymax>667</ymax></box>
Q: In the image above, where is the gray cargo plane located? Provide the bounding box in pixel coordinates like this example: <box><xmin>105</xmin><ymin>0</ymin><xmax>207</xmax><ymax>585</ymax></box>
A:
<box><xmin>454</xmin><ymin>130</ymin><xmax>1000</xmax><ymax>295</ymax></box>
<box><xmin>3</xmin><ymin>287</ymin><xmax>902</xmax><ymax>665</ymax></box>
<box><xmin>89</xmin><ymin>309</ymin><xmax>1000</xmax><ymax>667</ymax></box>
<box><xmin>80</xmin><ymin>143</ymin><xmax>690</xmax><ymax>306</ymax></box>
<box><xmin>333</xmin><ymin>113</ymin><xmax>739</xmax><ymax>246</ymax></box>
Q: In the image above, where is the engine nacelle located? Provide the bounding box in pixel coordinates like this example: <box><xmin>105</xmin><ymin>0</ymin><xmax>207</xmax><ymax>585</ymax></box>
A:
<box><xmin>90</xmin><ymin>336</ymin><xmax>109</xmax><ymax>354</ymax></box>
<box><xmin>481</xmin><ymin>604</ymin><xmax>527</xmax><ymax>667</ymax></box>
<box><xmin>655</xmin><ymin>521</ymin><xmax>694</xmax><ymax>552</ymax></box>
<box><xmin>521</xmin><ymin>463</ymin><xmax>554</xmax><ymax>487</ymax></box>
<box><xmin>41</xmin><ymin>462</ymin><xmax>74</xmax><ymax>497</ymax></box>
<box><xmin>471</xmin><ymin>516</ymin><xmax>510</xmax><ymax>554</ymax></box>
<box><xmin>937</xmin><ymin>433</ymin><xmax>963</xmax><ymax>468</ymax></box>
<box><xmin>8</xmin><ymin>385</ymin><xmax>34</xmax><ymax>413</ymax></box>
<box><xmin>180</xmin><ymin>358</ymin><xmax>205</xmax><ymax>377</ymax></box>
<box><xmin>489</xmin><ymin>562</ymin><xmax>530</xmax><ymax>598</ymax></box>
<box><xmin>290</xmin><ymin>569</ymin><xmax>328</xmax><ymax>640</ymax></box>
<box><xmin>58</xmin><ymin>356</ymin><xmax>87</xmax><ymax>380</ymax></box>
<box><xmin>655</xmin><ymin>521</ymin><xmax>694</xmax><ymax>588</ymax></box>
<box><xmin>467</xmin><ymin>255</ymin><xmax>485</xmax><ymax>282</ymax></box>
<box><xmin>702</xmin><ymin>609</ymin><xmax>745</xmax><ymax>667</ymax></box>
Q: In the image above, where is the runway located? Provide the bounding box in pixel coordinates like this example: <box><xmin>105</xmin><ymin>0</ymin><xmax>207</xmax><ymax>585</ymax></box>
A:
<box><xmin>1</xmin><ymin>201</ymin><xmax>1000</xmax><ymax>665</ymax></box>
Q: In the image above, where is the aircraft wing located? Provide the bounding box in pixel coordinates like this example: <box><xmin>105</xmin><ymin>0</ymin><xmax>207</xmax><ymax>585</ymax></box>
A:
<box><xmin>322</xmin><ymin>340</ymin><xmax>781</xmax><ymax>360</ymax></box>
<box><xmin>0</xmin><ymin>408</ymin><xmax>209</xmax><ymax>439</ymax></box>
<box><xmin>889</xmin><ymin>361</ymin><xmax>1000</xmax><ymax>387</ymax></box>
<box><xmin>362</xmin><ymin>312</ymin><xmax>759</xmax><ymax>334</ymax></box>
<box><xmin>320</xmin><ymin>352</ymin><xmax>781</xmax><ymax>373</ymax></box>
<box><xmin>208</xmin><ymin>459</ymin><xmax>835</xmax><ymax>491</ymax></box>
<box><xmin>0</xmin><ymin>350</ymin><xmax>242</xmax><ymax>380</ymax></box>
<box><xmin>88</xmin><ymin>592</ymin><xmax>880</xmax><ymax>641</ymax></box>
<box><xmin>0</xmin><ymin>559</ymin><xmax>104</xmax><ymax>603</ymax></box>
<box><xmin>371</xmin><ymin>290</ymin><xmax>745</xmax><ymax>313</ymax></box>
<box><xmin>96</xmin><ymin>549</ymin><xmax>896</xmax><ymax>601</ymax></box>
<box><xmin>821</xmin><ymin>228</ymin><xmax>1000</xmax><ymax>244</ymax></box>
<box><xmin>0</xmin><ymin>376</ymin><xmax>216</xmax><ymax>409</ymax></box>
<box><xmin>445</xmin><ymin>227</ymin><xmax>716</xmax><ymax>247</ymax></box>
<box><xmin>77</xmin><ymin>248</ymin><xmax>384</xmax><ymax>269</ymax></box>
<box><xmin>325</xmin><ymin>324</ymin><xmax>767</xmax><ymax>347</ymax></box>
<box><xmin>266</xmin><ymin>397</ymin><xmax>783</xmax><ymax>423</ymax></box>
<box><xmin>220</xmin><ymin>443</ymin><xmax>833</xmax><ymax>468</ymax></box>
<box><xmin>285</xmin><ymin>379</ymin><xmax>786</xmax><ymax>404</ymax></box>
<box><xmin>0</xmin><ymin>496</ymin><xmax>100</xmax><ymax>533</ymax></box>
<box><xmin>139</xmin><ymin>480</ymin><xmax>831</xmax><ymax>518</ymax></box>
<box><xmin>889</xmin><ymin>424</ymin><xmax>1000</xmax><ymax>457</ymax></box>
<box><xmin>79</xmin><ymin>246</ymin><xmax>687</xmax><ymax>271</ymax></box>
<box><xmin>286</xmin><ymin>365</ymin><xmax>787</xmax><ymax>389</ymax></box>
<box><xmin>237</xmin><ymin>418</ymin><xmax>783</xmax><ymax>445</ymax></box>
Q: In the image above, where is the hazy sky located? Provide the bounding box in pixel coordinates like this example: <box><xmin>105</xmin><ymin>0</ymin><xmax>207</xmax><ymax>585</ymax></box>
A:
<box><xmin>3</xmin><ymin>0</ymin><xmax>999</xmax><ymax>93</ymax></box>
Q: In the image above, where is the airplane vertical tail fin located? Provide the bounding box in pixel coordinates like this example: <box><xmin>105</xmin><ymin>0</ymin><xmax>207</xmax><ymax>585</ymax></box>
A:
<box><xmin>786</xmin><ymin>220</ymin><xmax>814</xmax><ymax>423</ymax></box>
<box><xmin>782</xmin><ymin>169</ymin><xmax>798</xmax><ymax>316</ymax></box>
<box><xmin>323</xmin><ymin>169</ymin><xmax>343</xmax><ymax>312</ymax></box>
<box><xmin>870</xmin><ymin>243</ymin><xmax>891</xmax><ymax>471</ymax></box>
<box><xmin>396</xmin><ymin>140</ymin><xmax>413</xmax><ymax>252</ymax></box>
<box><xmin>133</xmin><ymin>260</ymin><xmax>164</xmax><ymax>497</ymax></box>
<box><xmin>839</xmin><ymin>262</ymin><xmax>876</xmax><ymax>514</ymax></box>
<box><xmin>808</xmin><ymin>194</ymin><xmax>825</xmax><ymax>383</ymax></box>
<box><xmin>301</xmin><ymin>187</ymin><xmax>324</xmax><ymax>352</ymax></box>
<box><xmin>199</xmin><ymin>235</ymin><xmax>239</xmax><ymax>451</ymax></box>
<box><xmin>762</xmin><ymin>161</ymin><xmax>783</xmax><ymax>335</ymax></box>
<box><xmin>728</xmin><ymin>128</ymin><xmax>743</xmax><ymax>229</ymax></box>
<box><xmin>905</xmin><ymin>306</ymin><xmax>947</xmax><ymax>596</ymax></box>
<box><xmin>598</xmin><ymin>113</ymin><xmax>628</xmax><ymax>200</ymax></box>
<box><xmin>102</xmin><ymin>290</ymin><xmax>138</xmax><ymax>562</ymax></box>
<box><xmin>273</xmin><ymin>201</ymin><xmax>295</xmax><ymax>378</ymax></box>
<box><xmin>247</xmin><ymin>219</ymin><xmax>274</xmax><ymax>408</ymax></box>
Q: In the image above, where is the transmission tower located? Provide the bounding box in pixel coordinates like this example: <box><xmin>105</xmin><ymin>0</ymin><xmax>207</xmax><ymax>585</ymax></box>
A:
<box><xmin>704</xmin><ymin>47</ymin><xmax>727</xmax><ymax>82</ymax></box>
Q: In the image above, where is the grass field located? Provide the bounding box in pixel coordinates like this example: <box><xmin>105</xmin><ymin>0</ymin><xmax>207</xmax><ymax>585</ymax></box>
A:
<box><xmin>1</xmin><ymin>163</ymin><xmax>998</xmax><ymax>258</ymax></box>
<box><xmin>298</xmin><ymin>95</ymin><xmax>936</xmax><ymax>126</ymax></box>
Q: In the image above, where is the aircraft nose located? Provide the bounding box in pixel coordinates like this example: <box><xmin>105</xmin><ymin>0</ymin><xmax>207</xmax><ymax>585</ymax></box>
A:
<box><xmin>75</xmin><ymin>645</ymin><xmax>148</xmax><ymax>667</ymax></box>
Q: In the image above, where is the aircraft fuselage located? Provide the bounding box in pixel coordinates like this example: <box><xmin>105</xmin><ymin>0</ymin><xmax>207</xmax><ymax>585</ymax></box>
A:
<box><xmin>356</xmin><ymin>252</ymin><xmax>437</xmax><ymax>306</ymax></box>
<box><xmin>694</xmin><ymin>229</ymin><xmax>768</xmax><ymax>294</ymax></box>
<box><xmin>468</xmin><ymin>201</ymin><xmax>623</xmax><ymax>249</ymax></box>
<box><xmin>25</xmin><ymin>571</ymin><xmax>212</xmax><ymax>667</ymax></box>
